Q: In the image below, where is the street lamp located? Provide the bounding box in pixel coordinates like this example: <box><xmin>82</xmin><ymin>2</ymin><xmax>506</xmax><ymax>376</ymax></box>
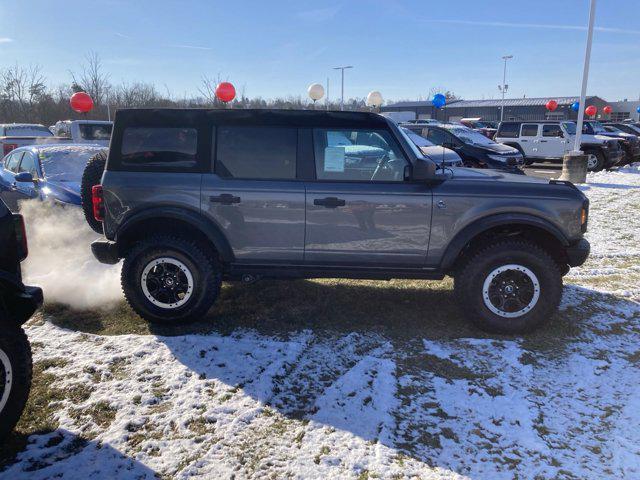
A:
<box><xmin>498</xmin><ymin>55</ymin><xmax>513</xmax><ymax>122</ymax></box>
<box><xmin>333</xmin><ymin>65</ymin><xmax>353</xmax><ymax>111</ymax></box>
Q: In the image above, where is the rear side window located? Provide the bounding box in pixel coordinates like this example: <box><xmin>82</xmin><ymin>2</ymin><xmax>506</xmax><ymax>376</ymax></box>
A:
<box><xmin>521</xmin><ymin>124</ymin><xmax>538</xmax><ymax>136</ymax></box>
<box><xmin>79</xmin><ymin>123</ymin><xmax>112</xmax><ymax>140</ymax></box>
<box><xmin>498</xmin><ymin>123</ymin><xmax>519</xmax><ymax>138</ymax></box>
<box><xmin>121</xmin><ymin>127</ymin><xmax>197</xmax><ymax>168</ymax></box>
<box><xmin>424</xmin><ymin>128</ymin><xmax>449</xmax><ymax>146</ymax></box>
<box><xmin>216</xmin><ymin>126</ymin><xmax>297</xmax><ymax>179</ymax></box>
<box><xmin>542</xmin><ymin>124</ymin><xmax>563</xmax><ymax>137</ymax></box>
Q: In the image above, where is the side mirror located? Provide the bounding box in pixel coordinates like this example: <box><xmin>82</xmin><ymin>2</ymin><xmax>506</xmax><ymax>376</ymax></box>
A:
<box><xmin>15</xmin><ymin>171</ymin><xmax>34</xmax><ymax>183</ymax></box>
<box><xmin>411</xmin><ymin>159</ymin><xmax>436</xmax><ymax>181</ymax></box>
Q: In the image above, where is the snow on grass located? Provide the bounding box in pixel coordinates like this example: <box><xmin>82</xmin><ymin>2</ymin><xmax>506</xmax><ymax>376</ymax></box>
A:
<box><xmin>3</xmin><ymin>165</ymin><xmax>640</xmax><ymax>479</ymax></box>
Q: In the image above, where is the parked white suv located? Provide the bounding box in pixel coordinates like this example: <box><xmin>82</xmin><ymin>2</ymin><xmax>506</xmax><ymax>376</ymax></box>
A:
<box><xmin>495</xmin><ymin>121</ymin><xmax>623</xmax><ymax>171</ymax></box>
<box><xmin>51</xmin><ymin>120</ymin><xmax>112</xmax><ymax>147</ymax></box>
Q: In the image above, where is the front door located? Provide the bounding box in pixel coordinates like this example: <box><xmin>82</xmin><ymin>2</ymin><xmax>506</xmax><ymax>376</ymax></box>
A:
<box><xmin>539</xmin><ymin>124</ymin><xmax>569</xmax><ymax>158</ymax></box>
<box><xmin>0</xmin><ymin>151</ymin><xmax>25</xmax><ymax>211</ymax></box>
<box><xmin>304</xmin><ymin>128</ymin><xmax>432</xmax><ymax>266</ymax></box>
<box><xmin>201</xmin><ymin>125</ymin><xmax>306</xmax><ymax>263</ymax></box>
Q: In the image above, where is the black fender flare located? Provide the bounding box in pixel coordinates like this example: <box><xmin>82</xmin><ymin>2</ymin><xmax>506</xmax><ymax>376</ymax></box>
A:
<box><xmin>116</xmin><ymin>206</ymin><xmax>235</xmax><ymax>262</ymax></box>
<box><xmin>440</xmin><ymin>213</ymin><xmax>569</xmax><ymax>271</ymax></box>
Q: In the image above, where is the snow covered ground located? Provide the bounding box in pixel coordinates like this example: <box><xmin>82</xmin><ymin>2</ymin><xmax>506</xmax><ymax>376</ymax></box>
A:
<box><xmin>3</xmin><ymin>165</ymin><xmax>640</xmax><ymax>479</ymax></box>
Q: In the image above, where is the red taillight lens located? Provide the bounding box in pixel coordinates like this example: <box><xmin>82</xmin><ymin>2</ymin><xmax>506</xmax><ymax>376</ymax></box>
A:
<box><xmin>92</xmin><ymin>185</ymin><xmax>104</xmax><ymax>222</ymax></box>
<box><xmin>13</xmin><ymin>214</ymin><xmax>28</xmax><ymax>261</ymax></box>
<box><xmin>3</xmin><ymin>143</ymin><xmax>18</xmax><ymax>156</ymax></box>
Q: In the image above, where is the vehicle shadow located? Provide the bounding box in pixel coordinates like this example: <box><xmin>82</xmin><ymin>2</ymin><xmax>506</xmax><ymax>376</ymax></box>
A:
<box><xmin>0</xmin><ymin>428</ymin><xmax>157</xmax><ymax>479</ymax></box>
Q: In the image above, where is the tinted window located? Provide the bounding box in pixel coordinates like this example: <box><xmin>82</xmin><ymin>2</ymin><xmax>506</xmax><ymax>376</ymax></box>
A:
<box><xmin>425</xmin><ymin>128</ymin><xmax>449</xmax><ymax>146</ymax></box>
<box><xmin>216</xmin><ymin>126</ymin><xmax>297</xmax><ymax>179</ymax></box>
<box><xmin>542</xmin><ymin>124</ymin><xmax>563</xmax><ymax>137</ymax></box>
<box><xmin>79</xmin><ymin>123</ymin><xmax>112</xmax><ymax>140</ymax></box>
<box><xmin>121</xmin><ymin>127</ymin><xmax>197</xmax><ymax>168</ymax></box>
<box><xmin>18</xmin><ymin>152</ymin><xmax>38</xmax><ymax>177</ymax></box>
<box><xmin>521</xmin><ymin>124</ymin><xmax>538</xmax><ymax>137</ymax></box>
<box><xmin>498</xmin><ymin>123</ymin><xmax>519</xmax><ymax>138</ymax></box>
<box><xmin>5</xmin><ymin>152</ymin><xmax>23</xmax><ymax>172</ymax></box>
<box><xmin>313</xmin><ymin>128</ymin><xmax>407</xmax><ymax>181</ymax></box>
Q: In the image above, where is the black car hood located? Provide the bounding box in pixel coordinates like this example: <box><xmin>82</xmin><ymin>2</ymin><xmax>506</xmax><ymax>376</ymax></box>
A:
<box><xmin>450</xmin><ymin>168</ymin><xmax>547</xmax><ymax>184</ymax></box>
<box><xmin>476</xmin><ymin>143</ymin><xmax>519</xmax><ymax>154</ymax></box>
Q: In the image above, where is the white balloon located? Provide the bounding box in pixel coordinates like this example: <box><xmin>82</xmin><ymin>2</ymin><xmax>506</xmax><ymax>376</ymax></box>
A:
<box><xmin>308</xmin><ymin>83</ymin><xmax>325</xmax><ymax>101</ymax></box>
<box><xmin>366</xmin><ymin>90</ymin><xmax>383</xmax><ymax>107</ymax></box>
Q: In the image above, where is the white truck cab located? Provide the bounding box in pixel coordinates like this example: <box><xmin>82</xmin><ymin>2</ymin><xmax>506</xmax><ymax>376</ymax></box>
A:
<box><xmin>51</xmin><ymin>120</ymin><xmax>112</xmax><ymax>147</ymax></box>
<box><xmin>495</xmin><ymin>121</ymin><xmax>623</xmax><ymax>171</ymax></box>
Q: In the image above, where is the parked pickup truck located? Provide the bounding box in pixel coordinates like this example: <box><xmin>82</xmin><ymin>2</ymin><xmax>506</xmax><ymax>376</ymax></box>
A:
<box><xmin>86</xmin><ymin>108</ymin><xmax>590</xmax><ymax>335</ymax></box>
<box><xmin>0</xmin><ymin>123</ymin><xmax>70</xmax><ymax>157</ymax></box>
<box><xmin>51</xmin><ymin>120</ymin><xmax>112</xmax><ymax>147</ymax></box>
<box><xmin>495</xmin><ymin>121</ymin><xmax>623</xmax><ymax>171</ymax></box>
<box><xmin>582</xmin><ymin>121</ymin><xmax>639</xmax><ymax>165</ymax></box>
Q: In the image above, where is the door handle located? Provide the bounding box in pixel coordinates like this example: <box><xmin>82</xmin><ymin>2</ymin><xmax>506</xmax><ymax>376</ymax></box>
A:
<box><xmin>314</xmin><ymin>197</ymin><xmax>345</xmax><ymax>208</ymax></box>
<box><xmin>539</xmin><ymin>140</ymin><xmax>548</xmax><ymax>143</ymax></box>
<box><xmin>210</xmin><ymin>193</ymin><xmax>241</xmax><ymax>205</ymax></box>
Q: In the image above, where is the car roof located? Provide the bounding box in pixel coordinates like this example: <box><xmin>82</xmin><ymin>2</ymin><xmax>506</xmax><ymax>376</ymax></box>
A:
<box><xmin>9</xmin><ymin>143</ymin><xmax>105</xmax><ymax>154</ymax></box>
<box><xmin>114</xmin><ymin>108</ymin><xmax>390</xmax><ymax>129</ymax></box>
<box><xmin>56</xmin><ymin>119</ymin><xmax>112</xmax><ymax>125</ymax></box>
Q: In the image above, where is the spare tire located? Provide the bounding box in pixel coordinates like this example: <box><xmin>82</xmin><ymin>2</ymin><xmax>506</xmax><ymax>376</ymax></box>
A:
<box><xmin>81</xmin><ymin>149</ymin><xmax>108</xmax><ymax>234</ymax></box>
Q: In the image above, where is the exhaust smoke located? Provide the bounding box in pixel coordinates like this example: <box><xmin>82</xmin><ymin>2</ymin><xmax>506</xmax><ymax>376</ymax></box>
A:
<box><xmin>20</xmin><ymin>200</ymin><xmax>122</xmax><ymax>309</ymax></box>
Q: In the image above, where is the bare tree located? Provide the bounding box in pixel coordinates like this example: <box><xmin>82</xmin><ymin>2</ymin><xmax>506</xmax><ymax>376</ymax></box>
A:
<box><xmin>427</xmin><ymin>86</ymin><xmax>459</xmax><ymax>100</ymax></box>
<box><xmin>70</xmin><ymin>51</ymin><xmax>111</xmax><ymax>105</ymax></box>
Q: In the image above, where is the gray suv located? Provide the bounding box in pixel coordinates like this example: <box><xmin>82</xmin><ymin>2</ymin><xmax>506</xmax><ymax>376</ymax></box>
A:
<box><xmin>88</xmin><ymin>109</ymin><xmax>590</xmax><ymax>334</ymax></box>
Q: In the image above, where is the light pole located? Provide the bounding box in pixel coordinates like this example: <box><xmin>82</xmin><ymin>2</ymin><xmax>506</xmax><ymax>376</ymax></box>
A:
<box><xmin>573</xmin><ymin>0</ymin><xmax>597</xmax><ymax>153</ymax></box>
<box><xmin>498</xmin><ymin>55</ymin><xmax>513</xmax><ymax>122</ymax></box>
<box><xmin>333</xmin><ymin>65</ymin><xmax>353</xmax><ymax>111</ymax></box>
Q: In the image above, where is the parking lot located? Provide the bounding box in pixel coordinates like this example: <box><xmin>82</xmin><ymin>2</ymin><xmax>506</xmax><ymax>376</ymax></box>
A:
<box><xmin>1</xmin><ymin>164</ymin><xmax>638</xmax><ymax>479</ymax></box>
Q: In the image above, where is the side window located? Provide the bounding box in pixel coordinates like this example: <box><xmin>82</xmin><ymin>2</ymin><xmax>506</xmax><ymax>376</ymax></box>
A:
<box><xmin>313</xmin><ymin>128</ymin><xmax>407</xmax><ymax>182</ymax></box>
<box><xmin>498</xmin><ymin>123</ymin><xmax>519</xmax><ymax>138</ymax></box>
<box><xmin>5</xmin><ymin>152</ymin><xmax>23</xmax><ymax>172</ymax></box>
<box><xmin>521</xmin><ymin>124</ymin><xmax>539</xmax><ymax>137</ymax></box>
<box><xmin>121</xmin><ymin>127</ymin><xmax>197</xmax><ymax>168</ymax></box>
<box><xmin>425</xmin><ymin>128</ymin><xmax>448</xmax><ymax>146</ymax></box>
<box><xmin>216</xmin><ymin>126</ymin><xmax>297</xmax><ymax>179</ymax></box>
<box><xmin>17</xmin><ymin>152</ymin><xmax>38</xmax><ymax>177</ymax></box>
<box><xmin>542</xmin><ymin>125</ymin><xmax>563</xmax><ymax>137</ymax></box>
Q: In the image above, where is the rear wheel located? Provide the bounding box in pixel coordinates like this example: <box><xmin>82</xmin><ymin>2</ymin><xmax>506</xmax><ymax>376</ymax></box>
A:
<box><xmin>80</xmin><ymin>150</ymin><xmax>108</xmax><ymax>234</ymax></box>
<box><xmin>121</xmin><ymin>235</ymin><xmax>222</xmax><ymax>324</ymax></box>
<box><xmin>0</xmin><ymin>324</ymin><xmax>32</xmax><ymax>440</ymax></box>
<box><xmin>454</xmin><ymin>240</ymin><xmax>562</xmax><ymax>334</ymax></box>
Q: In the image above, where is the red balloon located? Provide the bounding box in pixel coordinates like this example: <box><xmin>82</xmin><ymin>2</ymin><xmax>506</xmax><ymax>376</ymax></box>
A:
<box><xmin>545</xmin><ymin>100</ymin><xmax>558</xmax><ymax>112</ymax></box>
<box><xmin>603</xmin><ymin>105</ymin><xmax>612</xmax><ymax>114</ymax></box>
<box><xmin>585</xmin><ymin>105</ymin><xmax>597</xmax><ymax>116</ymax></box>
<box><xmin>70</xmin><ymin>92</ymin><xmax>93</xmax><ymax>113</ymax></box>
<box><xmin>215</xmin><ymin>82</ymin><xmax>236</xmax><ymax>103</ymax></box>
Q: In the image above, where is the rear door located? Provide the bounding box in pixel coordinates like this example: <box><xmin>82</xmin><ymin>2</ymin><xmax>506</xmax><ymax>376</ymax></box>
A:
<box><xmin>201</xmin><ymin>125</ymin><xmax>305</xmax><ymax>263</ymax></box>
<box><xmin>304</xmin><ymin>127</ymin><xmax>431</xmax><ymax>266</ymax></box>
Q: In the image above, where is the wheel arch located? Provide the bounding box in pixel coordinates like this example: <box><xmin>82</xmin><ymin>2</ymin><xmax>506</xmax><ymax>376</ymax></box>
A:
<box><xmin>115</xmin><ymin>207</ymin><xmax>234</xmax><ymax>263</ymax></box>
<box><xmin>441</xmin><ymin>213</ymin><xmax>570</xmax><ymax>274</ymax></box>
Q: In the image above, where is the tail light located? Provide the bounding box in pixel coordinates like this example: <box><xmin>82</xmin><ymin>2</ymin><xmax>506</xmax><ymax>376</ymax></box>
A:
<box><xmin>92</xmin><ymin>185</ymin><xmax>105</xmax><ymax>222</ymax></box>
<box><xmin>3</xmin><ymin>143</ymin><xmax>18</xmax><ymax>156</ymax></box>
<box><xmin>13</xmin><ymin>214</ymin><xmax>28</xmax><ymax>261</ymax></box>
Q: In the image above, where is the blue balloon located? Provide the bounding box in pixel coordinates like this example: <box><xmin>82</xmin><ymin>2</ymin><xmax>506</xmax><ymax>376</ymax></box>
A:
<box><xmin>636</xmin><ymin>105</ymin><xmax>640</xmax><ymax>114</ymax></box>
<box><xmin>432</xmin><ymin>93</ymin><xmax>446</xmax><ymax>109</ymax></box>
<box><xmin>571</xmin><ymin>101</ymin><xmax>580</xmax><ymax>112</ymax></box>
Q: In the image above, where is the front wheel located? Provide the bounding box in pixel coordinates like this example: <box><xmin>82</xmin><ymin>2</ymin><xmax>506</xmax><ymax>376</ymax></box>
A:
<box><xmin>121</xmin><ymin>235</ymin><xmax>222</xmax><ymax>324</ymax></box>
<box><xmin>584</xmin><ymin>149</ymin><xmax>605</xmax><ymax>172</ymax></box>
<box><xmin>454</xmin><ymin>240</ymin><xmax>562</xmax><ymax>334</ymax></box>
<box><xmin>0</xmin><ymin>324</ymin><xmax>32</xmax><ymax>440</ymax></box>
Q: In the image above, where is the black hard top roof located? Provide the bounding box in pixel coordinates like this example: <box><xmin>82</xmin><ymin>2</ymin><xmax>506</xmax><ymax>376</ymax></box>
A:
<box><xmin>113</xmin><ymin>108</ymin><xmax>390</xmax><ymax>129</ymax></box>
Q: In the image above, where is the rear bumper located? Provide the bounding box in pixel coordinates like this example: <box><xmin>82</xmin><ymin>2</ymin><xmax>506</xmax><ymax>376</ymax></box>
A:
<box><xmin>91</xmin><ymin>240</ymin><xmax>120</xmax><ymax>265</ymax></box>
<box><xmin>566</xmin><ymin>238</ymin><xmax>590</xmax><ymax>267</ymax></box>
<box><xmin>3</xmin><ymin>285</ymin><xmax>43</xmax><ymax>325</ymax></box>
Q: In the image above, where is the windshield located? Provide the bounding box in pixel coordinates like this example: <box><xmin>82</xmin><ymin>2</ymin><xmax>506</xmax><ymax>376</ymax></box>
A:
<box><xmin>562</xmin><ymin>122</ymin><xmax>577</xmax><ymax>135</ymax></box>
<box><xmin>401</xmin><ymin>128</ymin><xmax>435</xmax><ymax>147</ymax></box>
<box><xmin>5</xmin><ymin>125</ymin><xmax>52</xmax><ymax>137</ymax></box>
<box><xmin>78</xmin><ymin>123</ymin><xmax>112</xmax><ymax>140</ymax></box>
<box><xmin>588</xmin><ymin>121</ymin><xmax>607</xmax><ymax>134</ymax></box>
<box><xmin>449</xmin><ymin>127</ymin><xmax>496</xmax><ymax>146</ymax></box>
<box><xmin>39</xmin><ymin>147</ymin><xmax>103</xmax><ymax>182</ymax></box>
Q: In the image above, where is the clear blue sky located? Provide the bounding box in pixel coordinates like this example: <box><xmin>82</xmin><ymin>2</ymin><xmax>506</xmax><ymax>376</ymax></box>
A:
<box><xmin>1</xmin><ymin>0</ymin><xmax>639</xmax><ymax>102</ymax></box>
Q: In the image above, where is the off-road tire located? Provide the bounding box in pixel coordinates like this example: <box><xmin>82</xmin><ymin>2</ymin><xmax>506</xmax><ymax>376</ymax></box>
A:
<box><xmin>0</xmin><ymin>324</ymin><xmax>32</xmax><ymax>440</ymax></box>
<box><xmin>80</xmin><ymin>149</ymin><xmax>108</xmax><ymax>234</ymax></box>
<box><xmin>583</xmin><ymin>148</ymin><xmax>605</xmax><ymax>172</ymax></box>
<box><xmin>454</xmin><ymin>239</ymin><xmax>562</xmax><ymax>334</ymax></box>
<box><xmin>121</xmin><ymin>235</ymin><xmax>222</xmax><ymax>324</ymax></box>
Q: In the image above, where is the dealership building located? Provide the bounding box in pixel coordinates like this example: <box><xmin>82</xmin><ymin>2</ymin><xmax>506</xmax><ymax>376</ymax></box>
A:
<box><xmin>381</xmin><ymin>96</ymin><xmax>639</xmax><ymax>123</ymax></box>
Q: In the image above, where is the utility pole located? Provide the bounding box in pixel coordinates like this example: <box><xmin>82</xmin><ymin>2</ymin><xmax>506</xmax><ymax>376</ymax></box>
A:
<box><xmin>498</xmin><ymin>55</ymin><xmax>513</xmax><ymax>122</ymax></box>
<box><xmin>333</xmin><ymin>66</ymin><xmax>353</xmax><ymax>111</ymax></box>
<box><xmin>574</xmin><ymin>0</ymin><xmax>597</xmax><ymax>152</ymax></box>
<box><xmin>326</xmin><ymin>77</ymin><xmax>330</xmax><ymax>110</ymax></box>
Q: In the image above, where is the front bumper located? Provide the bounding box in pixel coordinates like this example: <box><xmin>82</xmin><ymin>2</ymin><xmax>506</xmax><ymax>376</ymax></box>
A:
<box><xmin>605</xmin><ymin>149</ymin><xmax>624</xmax><ymax>167</ymax></box>
<box><xmin>91</xmin><ymin>240</ymin><xmax>120</xmax><ymax>265</ymax></box>
<box><xmin>566</xmin><ymin>238</ymin><xmax>590</xmax><ymax>267</ymax></box>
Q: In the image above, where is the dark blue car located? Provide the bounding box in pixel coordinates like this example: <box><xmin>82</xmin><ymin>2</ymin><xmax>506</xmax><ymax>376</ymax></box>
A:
<box><xmin>0</xmin><ymin>144</ymin><xmax>105</xmax><ymax>211</ymax></box>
